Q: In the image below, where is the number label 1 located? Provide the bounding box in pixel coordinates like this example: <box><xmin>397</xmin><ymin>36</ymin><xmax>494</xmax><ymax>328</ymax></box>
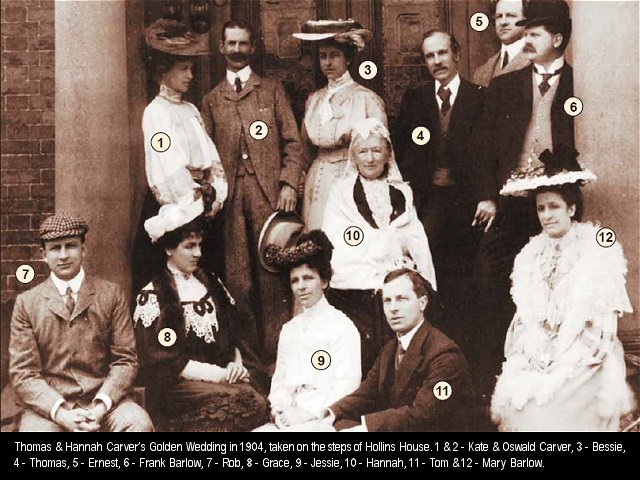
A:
<box><xmin>150</xmin><ymin>132</ymin><xmax>171</xmax><ymax>152</ymax></box>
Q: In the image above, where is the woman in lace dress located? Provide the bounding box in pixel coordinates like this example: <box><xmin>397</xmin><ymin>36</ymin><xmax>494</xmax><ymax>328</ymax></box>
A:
<box><xmin>321</xmin><ymin>118</ymin><xmax>436</xmax><ymax>374</ymax></box>
<box><xmin>133</xmin><ymin>19</ymin><xmax>227</xmax><ymax>292</ymax></box>
<box><xmin>134</xmin><ymin>213</ymin><xmax>267</xmax><ymax>432</ymax></box>
<box><xmin>293</xmin><ymin>20</ymin><xmax>387</xmax><ymax>230</ymax></box>
<box><xmin>491</xmin><ymin>152</ymin><xmax>635</xmax><ymax>431</ymax></box>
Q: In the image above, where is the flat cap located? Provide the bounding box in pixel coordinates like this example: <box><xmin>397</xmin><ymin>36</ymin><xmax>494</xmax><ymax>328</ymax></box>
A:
<box><xmin>39</xmin><ymin>212</ymin><xmax>89</xmax><ymax>241</ymax></box>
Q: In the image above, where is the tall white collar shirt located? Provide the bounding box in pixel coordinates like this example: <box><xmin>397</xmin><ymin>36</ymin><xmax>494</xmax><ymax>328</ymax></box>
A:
<box><xmin>435</xmin><ymin>73</ymin><xmax>461</xmax><ymax>110</ymax></box>
<box><xmin>397</xmin><ymin>319</ymin><xmax>425</xmax><ymax>352</ymax></box>
<box><xmin>500</xmin><ymin>37</ymin><xmax>525</xmax><ymax>68</ymax></box>
<box><xmin>533</xmin><ymin>56</ymin><xmax>565</xmax><ymax>87</ymax></box>
<box><xmin>51</xmin><ymin>267</ymin><xmax>85</xmax><ymax>303</ymax></box>
<box><xmin>226</xmin><ymin>65</ymin><xmax>252</xmax><ymax>89</ymax></box>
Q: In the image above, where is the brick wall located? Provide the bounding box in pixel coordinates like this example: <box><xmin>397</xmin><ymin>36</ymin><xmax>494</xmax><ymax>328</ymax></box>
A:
<box><xmin>1</xmin><ymin>0</ymin><xmax>55</xmax><ymax>304</ymax></box>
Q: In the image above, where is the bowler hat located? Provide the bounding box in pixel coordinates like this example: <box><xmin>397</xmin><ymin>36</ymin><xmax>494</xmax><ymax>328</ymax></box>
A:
<box><xmin>516</xmin><ymin>0</ymin><xmax>571</xmax><ymax>29</ymax></box>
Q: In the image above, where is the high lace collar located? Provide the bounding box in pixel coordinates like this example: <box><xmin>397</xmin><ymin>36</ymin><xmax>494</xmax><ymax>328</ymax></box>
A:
<box><xmin>167</xmin><ymin>262</ymin><xmax>191</xmax><ymax>280</ymax></box>
<box><xmin>158</xmin><ymin>84</ymin><xmax>183</xmax><ymax>104</ymax></box>
<box><xmin>299</xmin><ymin>294</ymin><xmax>330</xmax><ymax>317</ymax></box>
<box><xmin>544</xmin><ymin>222</ymin><xmax>578</xmax><ymax>251</ymax></box>
<box><xmin>327</xmin><ymin>70</ymin><xmax>354</xmax><ymax>90</ymax></box>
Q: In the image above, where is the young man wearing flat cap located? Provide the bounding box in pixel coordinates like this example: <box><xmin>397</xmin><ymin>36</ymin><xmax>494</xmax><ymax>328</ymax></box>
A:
<box><xmin>473</xmin><ymin>0</ymin><xmax>575</xmax><ymax>395</ymax></box>
<box><xmin>9</xmin><ymin>213</ymin><xmax>153</xmax><ymax>431</ymax></box>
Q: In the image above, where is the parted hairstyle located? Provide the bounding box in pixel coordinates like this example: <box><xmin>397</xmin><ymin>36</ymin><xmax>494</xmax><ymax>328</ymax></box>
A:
<box><xmin>318</xmin><ymin>38</ymin><xmax>358</xmax><ymax>64</ymax></box>
<box><xmin>383</xmin><ymin>268</ymin><xmax>436</xmax><ymax>302</ymax></box>
<box><xmin>422</xmin><ymin>29</ymin><xmax>461</xmax><ymax>56</ymax></box>
<box><xmin>157</xmin><ymin>217</ymin><xmax>204</xmax><ymax>251</ymax></box>
<box><xmin>221</xmin><ymin>19</ymin><xmax>256</xmax><ymax>45</ymax></box>
<box><xmin>534</xmin><ymin>182</ymin><xmax>584</xmax><ymax>222</ymax></box>
<box><xmin>287</xmin><ymin>230</ymin><xmax>334</xmax><ymax>283</ymax></box>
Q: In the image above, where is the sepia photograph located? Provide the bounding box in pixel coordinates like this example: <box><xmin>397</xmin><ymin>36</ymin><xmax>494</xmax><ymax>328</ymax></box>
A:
<box><xmin>1</xmin><ymin>0</ymin><xmax>638</xmax><ymax>434</ymax></box>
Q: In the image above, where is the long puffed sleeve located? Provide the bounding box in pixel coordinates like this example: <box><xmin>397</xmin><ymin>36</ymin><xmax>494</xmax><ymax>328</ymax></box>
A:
<box><xmin>142</xmin><ymin>98</ymin><xmax>227</xmax><ymax>206</ymax></box>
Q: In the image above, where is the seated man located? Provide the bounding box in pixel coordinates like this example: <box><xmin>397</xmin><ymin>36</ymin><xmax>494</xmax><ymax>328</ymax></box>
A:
<box><xmin>326</xmin><ymin>268</ymin><xmax>476</xmax><ymax>432</ymax></box>
<box><xmin>9</xmin><ymin>213</ymin><xmax>153</xmax><ymax>432</ymax></box>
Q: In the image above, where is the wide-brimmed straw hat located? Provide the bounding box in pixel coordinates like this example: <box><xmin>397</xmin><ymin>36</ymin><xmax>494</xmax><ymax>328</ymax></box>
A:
<box><xmin>145</xmin><ymin>18</ymin><xmax>208</xmax><ymax>56</ymax></box>
<box><xmin>293</xmin><ymin>19</ymin><xmax>373</xmax><ymax>51</ymax></box>
<box><xmin>500</xmin><ymin>146</ymin><xmax>596</xmax><ymax>197</ymax></box>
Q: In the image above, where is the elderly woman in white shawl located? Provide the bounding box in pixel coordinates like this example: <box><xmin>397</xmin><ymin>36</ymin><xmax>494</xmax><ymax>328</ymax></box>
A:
<box><xmin>322</xmin><ymin>118</ymin><xmax>437</xmax><ymax>374</ymax></box>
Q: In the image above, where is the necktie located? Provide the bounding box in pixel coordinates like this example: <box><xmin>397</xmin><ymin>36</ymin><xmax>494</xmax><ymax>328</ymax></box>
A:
<box><xmin>65</xmin><ymin>286</ymin><xmax>75</xmax><ymax>314</ymax></box>
<box><xmin>234</xmin><ymin>76</ymin><xmax>242</xmax><ymax>94</ymax></box>
<box><xmin>501</xmin><ymin>51</ymin><xmax>509</xmax><ymax>70</ymax></box>
<box><xmin>395</xmin><ymin>341</ymin><xmax>406</xmax><ymax>369</ymax></box>
<box><xmin>536</xmin><ymin>67</ymin><xmax>562</xmax><ymax>96</ymax></box>
<box><xmin>437</xmin><ymin>86</ymin><xmax>451</xmax><ymax>116</ymax></box>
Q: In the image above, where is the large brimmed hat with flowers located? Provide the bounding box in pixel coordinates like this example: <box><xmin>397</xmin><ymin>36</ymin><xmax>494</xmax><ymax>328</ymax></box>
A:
<box><xmin>500</xmin><ymin>145</ymin><xmax>597</xmax><ymax>197</ymax></box>
<box><xmin>293</xmin><ymin>19</ymin><xmax>373</xmax><ymax>51</ymax></box>
<box><xmin>145</xmin><ymin>18</ymin><xmax>208</xmax><ymax>56</ymax></box>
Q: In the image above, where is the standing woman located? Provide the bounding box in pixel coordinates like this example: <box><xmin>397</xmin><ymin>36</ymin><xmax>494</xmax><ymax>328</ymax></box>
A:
<box><xmin>293</xmin><ymin>20</ymin><xmax>387</xmax><ymax>230</ymax></box>
<box><xmin>491</xmin><ymin>148</ymin><xmax>635</xmax><ymax>431</ymax></box>
<box><xmin>133</xmin><ymin>19</ymin><xmax>227</xmax><ymax>293</ymax></box>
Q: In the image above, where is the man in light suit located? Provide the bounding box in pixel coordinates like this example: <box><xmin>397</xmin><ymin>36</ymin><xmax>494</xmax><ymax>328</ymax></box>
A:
<box><xmin>9</xmin><ymin>213</ymin><xmax>153</xmax><ymax>431</ymax></box>
<box><xmin>201</xmin><ymin>20</ymin><xmax>305</xmax><ymax>368</ymax></box>
<box><xmin>395</xmin><ymin>30</ymin><xmax>485</xmax><ymax>347</ymax></box>
<box><xmin>473</xmin><ymin>0</ymin><xmax>575</xmax><ymax>395</ymax></box>
<box><xmin>326</xmin><ymin>269</ymin><xmax>476</xmax><ymax>432</ymax></box>
<box><xmin>472</xmin><ymin>0</ymin><xmax>531</xmax><ymax>88</ymax></box>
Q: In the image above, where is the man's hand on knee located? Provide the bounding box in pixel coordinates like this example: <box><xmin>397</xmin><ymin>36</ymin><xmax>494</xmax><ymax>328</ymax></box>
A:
<box><xmin>55</xmin><ymin>407</ymin><xmax>91</xmax><ymax>432</ymax></box>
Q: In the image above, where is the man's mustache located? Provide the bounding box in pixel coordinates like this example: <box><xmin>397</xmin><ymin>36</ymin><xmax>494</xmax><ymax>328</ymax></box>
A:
<box><xmin>523</xmin><ymin>44</ymin><xmax>536</xmax><ymax>53</ymax></box>
<box><xmin>228</xmin><ymin>52</ymin><xmax>249</xmax><ymax>61</ymax></box>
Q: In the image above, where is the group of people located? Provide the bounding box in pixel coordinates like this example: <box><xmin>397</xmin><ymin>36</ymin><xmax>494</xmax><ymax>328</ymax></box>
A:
<box><xmin>7</xmin><ymin>0</ymin><xmax>635</xmax><ymax>432</ymax></box>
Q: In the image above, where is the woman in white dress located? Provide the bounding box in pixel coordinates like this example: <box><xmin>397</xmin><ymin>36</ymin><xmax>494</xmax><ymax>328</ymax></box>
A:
<box><xmin>321</xmin><ymin>118</ymin><xmax>437</xmax><ymax>374</ymax></box>
<box><xmin>491</xmin><ymin>148</ymin><xmax>635</xmax><ymax>431</ymax></box>
<box><xmin>255</xmin><ymin>230</ymin><xmax>361</xmax><ymax>431</ymax></box>
<box><xmin>133</xmin><ymin>19</ymin><xmax>227</xmax><ymax>292</ymax></box>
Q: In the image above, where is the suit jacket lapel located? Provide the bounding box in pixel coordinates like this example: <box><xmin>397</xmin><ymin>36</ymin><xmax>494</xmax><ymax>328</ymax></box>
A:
<box><xmin>237</xmin><ymin>73</ymin><xmax>260</xmax><ymax>101</ymax></box>
<box><xmin>378</xmin><ymin>341</ymin><xmax>397</xmax><ymax>400</ymax></box>
<box><xmin>42</xmin><ymin>277</ymin><xmax>70</xmax><ymax>321</ymax></box>
<box><xmin>71</xmin><ymin>276</ymin><xmax>95</xmax><ymax>321</ymax></box>
<box><xmin>391</xmin><ymin>322</ymin><xmax>431</xmax><ymax>400</ymax></box>
<box><xmin>503</xmin><ymin>50</ymin><xmax>530</xmax><ymax>75</ymax></box>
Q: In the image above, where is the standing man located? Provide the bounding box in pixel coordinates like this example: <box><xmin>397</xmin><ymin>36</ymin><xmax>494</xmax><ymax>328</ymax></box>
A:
<box><xmin>473</xmin><ymin>0</ymin><xmax>574</xmax><ymax>395</ymax></box>
<box><xmin>473</xmin><ymin>0</ymin><xmax>530</xmax><ymax>88</ymax></box>
<box><xmin>201</xmin><ymin>20</ymin><xmax>305</xmax><ymax>368</ymax></box>
<box><xmin>325</xmin><ymin>269</ymin><xmax>475</xmax><ymax>432</ymax></box>
<box><xmin>9</xmin><ymin>213</ymin><xmax>153</xmax><ymax>431</ymax></box>
<box><xmin>395</xmin><ymin>30</ymin><xmax>485</xmax><ymax>347</ymax></box>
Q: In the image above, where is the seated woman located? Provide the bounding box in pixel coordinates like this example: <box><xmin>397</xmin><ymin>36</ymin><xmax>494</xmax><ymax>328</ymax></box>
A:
<box><xmin>322</xmin><ymin>118</ymin><xmax>437</xmax><ymax>374</ymax></box>
<box><xmin>491</xmin><ymin>148</ymin><xmax>635</xmax><ymax>431</ymax></box>
<box><xmin>134</xmin><ymin>204</ymin><xmax>267</xmax><ymax>432</ymax></box>
<box><xmin>255</xmin><ymin>230</ymin><xmax>361</xmax><ymax>431</ymax></box>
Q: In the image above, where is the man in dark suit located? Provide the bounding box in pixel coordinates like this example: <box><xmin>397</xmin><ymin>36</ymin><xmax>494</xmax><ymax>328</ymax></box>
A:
<box><xmin>473</xmin><ymin>0</ymin><xmax>575</xmax><ymax>394</ymax></box>
<box><xmin>326</xmin><ymin>269</ymin><xmax>475</xmax><ymax>432</ymax></box>
<box><xmin>9</xmin><ymin>213</ymin><xmax>153</xmax><ymax>431</ymax></box>
<box><xmin>395</xmin><ymin>30</ymin><xmax>485</xmax><ymax>346</ymax></box>
<box><xmin>472</xmin><ymin>0</ymin><xmax>531</xmax><ymax>88</ymax></box>
<box><xmin>201</xmin><ymin>20</ymin><xmax>305</xmax><ymax>367</ymax></box>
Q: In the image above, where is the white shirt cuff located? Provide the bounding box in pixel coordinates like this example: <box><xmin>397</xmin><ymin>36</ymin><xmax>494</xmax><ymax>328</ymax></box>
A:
<box><xmin>361</xmin><ymin>415</ymin><xmax>369</xmax><ymax>432</ymax></box>
<box><xmin>94</xmin><ymin>393</ymin><xmax>113</xmax><ymax>411</ymax></box>
<box><xmin>50</xmin><ymin>398</ymin><xmax>65</xmax><ymax>421</ymax></box>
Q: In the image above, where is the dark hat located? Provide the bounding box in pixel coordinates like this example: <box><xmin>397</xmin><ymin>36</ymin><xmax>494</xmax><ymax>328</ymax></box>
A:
<box><xmin>263</xmin><ymin>229</ymin><xmax>334</xmax><ymax>272</ymax></box>
<box><xmin>257</xmin><ymin>211</ymin><xmax>305</xmax><ymax>273</ymax></box>
<box><xmin>39</xmin><ymin>212</ymin><xmax>89</xmax><ymax>242</ymax></box>
<box><xmin>500</xmin><ymin>146</ymin><xmax>596</xmax><ymax>197</ymax></box>
<box><xmin>516</xmin><ymin>0</ymin><xmax>571</xmax><ymax>29</ymax></box>
<box><xmin>145</xmin><ymin>18</ymin><xmax>208</xmax><ymax>56</ymax></box>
